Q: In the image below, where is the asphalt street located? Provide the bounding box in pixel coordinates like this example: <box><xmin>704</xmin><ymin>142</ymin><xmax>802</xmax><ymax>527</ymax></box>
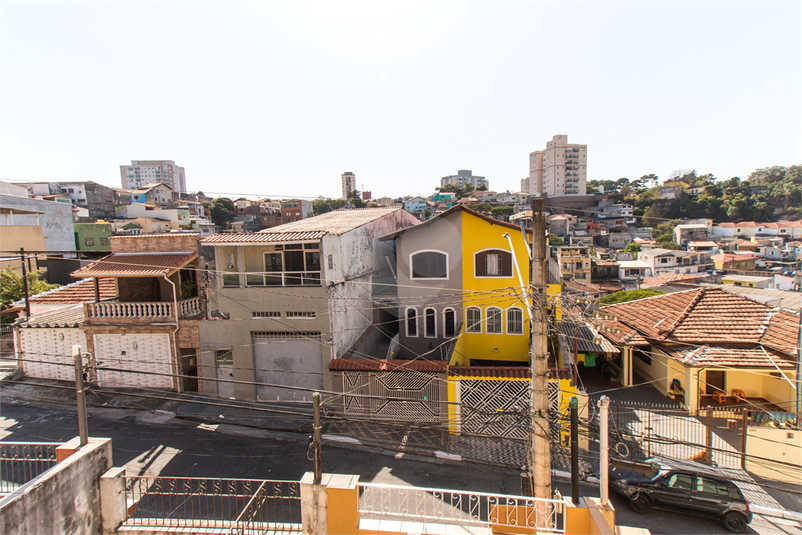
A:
<box><xmin>1</xmin><ymin>395</ymin><xmax>800</xmax><ymax>535</ymax></box>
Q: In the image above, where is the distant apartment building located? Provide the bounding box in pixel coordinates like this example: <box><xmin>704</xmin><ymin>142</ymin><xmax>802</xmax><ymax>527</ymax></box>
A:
<box><xmin>528</xmin><ymin>135</ymin><xmax>587</xmax><ymax>196</ymax></box>
<box><xmin>26</xmin><ymin>181</ymin><xmax>117</xmax><ymax>220</ymax></box>
<box><xmin>341</xmin><ymin>172</ymin><xmax>356</xmax><ymax>199</ymax></box>
<box><xmin>120</xmin><ymin>160</ymin><xmax>187</xmax><ymax>193</ymax></box>
<box><xmin>280</xmin><ymin>199</ymin><xmax>313</xmax><ymax>223</ymax></box>
<box><xmin>440</xmin><ymin>170</ymin><xmax>488</xmax><ymax>190</ymax></box>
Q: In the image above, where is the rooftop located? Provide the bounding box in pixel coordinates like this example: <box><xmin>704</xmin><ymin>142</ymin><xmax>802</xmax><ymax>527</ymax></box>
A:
<box><xmin>18</xmin><ymin>304</ymin><xmax>86</xmax><ymax>328</ymax></box>
<box><xmin>12</xmin><ymin>278</ymin><xmax>116</xmax><ymax>306</ymax></box>
<box><xmin>658</xmin><ymin>344</ymin><xmax>794</xmax><ymax>368</ymax></box>
<box><xmin>71</xmin><ymin>252</ymin><xmax>197</xmax><ymax>278</ymax></box>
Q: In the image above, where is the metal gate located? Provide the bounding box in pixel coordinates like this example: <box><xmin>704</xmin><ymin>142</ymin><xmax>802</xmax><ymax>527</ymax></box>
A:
<box><xmin>95</xmin><ymin>333</ymin><xmax>173</xmax><ymax>389</ymax></box>
<box><xmin>19</xmin><ymin>328</ymin><xmax>86</xmax><ymax>382</ymax></box>
<box><xmin>342</xmin><ymin>371</ymin><xmax>442</xmax><ymax>423</ymax></box>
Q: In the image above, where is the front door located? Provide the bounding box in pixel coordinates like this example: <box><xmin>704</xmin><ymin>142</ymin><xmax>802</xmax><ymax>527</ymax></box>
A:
<box><xmin>705</xmin><ymin>370</ymin><xmax>725</xmax><ymax>395</ymax></box>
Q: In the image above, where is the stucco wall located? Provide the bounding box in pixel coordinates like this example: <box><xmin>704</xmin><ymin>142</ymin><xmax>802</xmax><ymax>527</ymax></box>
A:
<box><xmin>0</xmin><ymin>438</ymin><xmax>112</xmax><ymax>535</ymax></box>
<box><xmin>0</xmin><ymin>194</ymin><xmax>75</xmax><ymax>256</ymax></box>
<box><xmin>745</xmin><ymin>427</ymin><xmax>802</xmax><ymax>484</ymax></box>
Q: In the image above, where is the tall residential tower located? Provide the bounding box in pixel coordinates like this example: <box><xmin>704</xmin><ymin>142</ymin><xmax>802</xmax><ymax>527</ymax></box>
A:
<box><xmin>341</xmin><ymin>172</ymin><xmax>356</xmax><ymax>199</ymax></box>
<box><xmin>120</xmin><ymin>160</ymin><xmax>187</xmax><ymax>193</ymax></box>
<box><xmin>527</xmin><ymin>135</ymin><xmax>586</xmax><ymax>196</ymax></box>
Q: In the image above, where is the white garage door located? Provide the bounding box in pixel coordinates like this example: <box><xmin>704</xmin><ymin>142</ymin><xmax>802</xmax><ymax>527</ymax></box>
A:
<box><xmin>19</xmin><ymin>328</ymin><xmax>87</xmax><ymax>382</ymax></box>
<box><xmin>95</xmin><ymin>333</ymin><xmax>173</xmax><ymax>390</ymax></box>
<box><xmin>252</xmin><ymin>331</ymin><xmax>323</xmax><ymax>402</ymax></box>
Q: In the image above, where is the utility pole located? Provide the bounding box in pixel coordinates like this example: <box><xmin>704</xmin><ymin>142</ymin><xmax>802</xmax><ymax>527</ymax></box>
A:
<box><xmin>530</xmin><ymin>197</ymin><xmax>551</xmax><ymax>500</ymax></box>
<box><xmin>72</xmin><ymin>345</ymin><xmax>89</xmax><ymax>446</ymax></box>
<box><xmin>19</xmin><ymin>248</ymin><xmax>30</xmax><ymax>319</ymax></box>
<box><xmin>796</xmin><ymin>309</ymin><xmax>801</xmax><ymax>424</ymax></box>
<box><xmin>570</xmin><ymin>396</ymin><xmax>579</xmax><ymax>506</ymax></box>
<box><xmin>312</xmin><ymin>392</ymin><xmax>322</xmax><ymax>484</ymax></box>
<box><xmin>599</xmin><ymin>395</ymin><xmax>610</xmax><ymax>506</ymax></box>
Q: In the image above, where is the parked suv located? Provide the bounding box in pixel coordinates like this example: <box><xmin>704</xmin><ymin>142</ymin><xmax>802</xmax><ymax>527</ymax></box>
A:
<box><xmin>610</xmin><ymin>459</ymin><xmax>752</xmax><ymax>533</ymax></box>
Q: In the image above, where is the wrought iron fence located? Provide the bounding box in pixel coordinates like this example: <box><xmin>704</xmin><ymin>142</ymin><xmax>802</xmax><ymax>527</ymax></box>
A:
<box><xmin>0</xmin><ymin>442</ymin><xmax>60</xmax><ymax>494</ymax></box>
<box><xmin>358</xmin><ymin>483</ymin><xmax>565</xmax><ymax>533</ymax></box>
<box><xmin>123</xmin><ymin>476</ymin><xmax>301</xmax><ymax>532</ymax></box>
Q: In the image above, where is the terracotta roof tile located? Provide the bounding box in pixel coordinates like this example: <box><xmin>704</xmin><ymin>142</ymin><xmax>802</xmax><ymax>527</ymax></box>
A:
<box><xmin>202</xmin><ymin>231</ymin><xmax>327</xmax><ymax>244</ymax></box>
<box><xmin>761</xmin><ymin>310</ymin><xmax>800</xmax><ymax>355</ymax></box>
<box><xmin>71</xmin><ymin>252</ymin><xmax>197</xmax><ymax>278</ymax></box>
<box><xmin>658</xmin><ymin>345</ymin><xmax>794</xmax><ymax>368</ymax></box>
<box><xmin>449</xmin><ymin>366</ymin><xmax>531</xmax><ymax>379</ymax></box>
<box><xmin>23</xmin><ymin>278</ymin><xmax>116</xmax><ymax>304</ymax></box>
<box><xmin>329</xmin><ymin>359</ymin><xmax>448</xmax><ymax>372</ymax></box>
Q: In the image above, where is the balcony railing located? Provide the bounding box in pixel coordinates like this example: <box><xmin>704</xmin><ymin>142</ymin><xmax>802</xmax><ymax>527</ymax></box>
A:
<box><xmin>358</xmin><ymin>483</ymin><xmax>565</xmax><ymax>533</ymax></box>
<box><xmin>222</xmin><ymin>271</ymin><xmax>321</xmax><ymax>288</ymax></box>
<box><xmin>85</xmin><ymin>297</ymin><xmax>203</xmax><ymax>320</ymax></box>
<box><xmin>0</xmin><ymin>442</ymin><xmax>60</xmax><ymax>495</ymax></box>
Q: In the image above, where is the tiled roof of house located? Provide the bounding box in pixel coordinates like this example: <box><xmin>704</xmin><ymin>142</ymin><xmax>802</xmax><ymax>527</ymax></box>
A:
<box><xmin>202</xmin><ymin>231</ymin><xmax>327</xmax><ymax>244</ymax></box>
<box><xmin>71</xmin><ymin>252</ymin><xmax>197</xmax><ymax>278</ymax></box>
<box><xmin>658</xmin><ymin>345</ymin><xmax>794</xmax><ymax>368</ymax></box>
<box><xmin>595</xmin><ymin>288</ymin><xmax>800</xmax><ymax>357</ymax></box>
<box><xmin>13</xmin><ymin>278</ymin><xmax>116</xmax><ymax>306</ymax></box>
<box><xmin>329</xmin><ymin>359</ymin><xmax>448</xmax><ymax>372</ymax></box>
<box><xmin>590</xmin><ymin>316</ymin><xmax>651</xmax><ymax>346</ymax></box>
<box><xmin>449</xmin><ymin>366</ymin><xmax>531</xmax><ymax>379</ymax></box>
<box><xmin>18</xmin><ymin>304</ymin><xmax>86</xmax><ymax>328</ymax></box>
<box><xmin>380</xmin><ymin>205</ymin><xmax>532</xmax><ymax>241</ymax></box>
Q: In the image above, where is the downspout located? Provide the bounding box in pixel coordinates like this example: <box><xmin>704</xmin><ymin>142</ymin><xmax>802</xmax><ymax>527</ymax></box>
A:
<box><xmin>503</xmin><ymin>233</ymin><xmax>532</xmax><ymax>322</ymax></box>
<box><xmin>163</xmin><ymin>273</ymin><xmax>181</xmax><ymax>393</ymax></box>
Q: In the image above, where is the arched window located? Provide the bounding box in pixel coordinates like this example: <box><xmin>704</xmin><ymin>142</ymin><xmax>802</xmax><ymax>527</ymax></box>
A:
<box><xmin>443</xmin><ymin>308</ymin><xmax>456</xmax><ymax>338</ymax></box>
<box><xmin>424</xmin><ymin>308</ymin><xmax>436</xmax><ymax>338</ymax></box>
<box><xmin>410</xmin><ymin>251</ymin><xmax>448</xmax><ymax>279</ymax></box>
<box><xmin>475</xmin><ymin>249</ymin><xmax>512</xmax><ymax>277</ymax></box>
<box><xmin>507</xmin><ymin>307</ymin><xmax>524</xmax><ymax>334</ymax></box>
<box><xmin>466</xmin><ymin>307</ymin><xmax>482</xmax><ymax>333</ymax></box>
<box><xmin>486</xmin><ymin>307</ymin><xmax>503</xmax><ymax>334</ymax></box>
<box><xmin>406</xmin><ymin>308</ymin><xmax>418</xmax><ymax>337</ymax></box>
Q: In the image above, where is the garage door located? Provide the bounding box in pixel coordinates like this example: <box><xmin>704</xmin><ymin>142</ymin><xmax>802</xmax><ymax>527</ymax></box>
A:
<box><xmin>95</xmin><ymin>333</ymin><xmax>173</xmax><ymax>390</ymax></box>
<box><xmin>19</xmin><ymin>328</ymin><xmax>87</xmax><ymax>382</ymax></box>
<box><xmin>252</xmin><ymin>331</ymin><xmax>323</xmax><ymax>402</ymax></box>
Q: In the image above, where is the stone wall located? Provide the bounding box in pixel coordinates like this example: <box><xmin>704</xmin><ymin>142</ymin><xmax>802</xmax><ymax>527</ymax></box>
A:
<box><xmin>111</xmin><ymin>233</ymin><xmax>200</xmax><ymax>253</ymax></box>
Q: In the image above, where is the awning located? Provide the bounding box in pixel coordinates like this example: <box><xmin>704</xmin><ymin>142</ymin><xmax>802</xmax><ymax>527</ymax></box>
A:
<box><xmin>71</xmin><ymin>252</ymin><xmax>197</xmax><ymax>278</ymax></box>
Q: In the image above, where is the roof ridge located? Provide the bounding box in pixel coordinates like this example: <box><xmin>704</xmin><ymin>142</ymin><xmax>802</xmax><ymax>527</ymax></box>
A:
<box><xmin>661</xmin><ymin>287</ymin><xmax>706</xmax><ymax>338</ymax></box>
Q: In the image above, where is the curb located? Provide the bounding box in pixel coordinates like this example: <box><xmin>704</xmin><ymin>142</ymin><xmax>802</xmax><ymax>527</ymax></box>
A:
<box><xmin>751</xmin><ymin>505</ymin><xmax>802</xmax><ymax>522</ymax></box>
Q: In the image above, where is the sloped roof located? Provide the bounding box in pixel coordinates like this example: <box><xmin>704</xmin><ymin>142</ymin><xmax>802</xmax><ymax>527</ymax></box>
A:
<box><xmin>556</xmin><ymin>321</ymin><xmax>619</xmax><ymax>353</ymax></box>
<box><xmin>202</xmin><ymin>231</ymin><xmax>327</xmax><ymax>244</ymax></box>
<box><xmin>658</xmin><ymin>345</ymin><xmax>794</xmax><ymax>368</ymax></box>
<box><xmin>595</xmin><ymin>288</ymin><xmax>800</xmax><ymax>356</ymax></box>
<box><xmin>13</xmin><ymin>278</ymin><xmax>116</xmax><ymax>306</ymax></box>
<box><xmin>18</xmin><ymin>304</ymin><xmax>86</xmax><ymax>328</ymax></box>
<box><xmin>380</xmin><ymin>205</ymin><xmax>532</xmax><ymax>241</ymax></box>
<box><xmin>71</xmin><ymin>252</ymin><xmax>197</xmax><ymax>278</ymax></box>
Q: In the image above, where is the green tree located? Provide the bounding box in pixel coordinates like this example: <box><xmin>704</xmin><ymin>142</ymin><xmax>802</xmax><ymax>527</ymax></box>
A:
<box><xmin>599</xmin><ymin>289</ymin><xmax>665</xmax><ymax>305</ymax></box>
<box><xmin>623</xmin><ymin>242</ymin><xmax>641</xmax><ymax>259</ymax></box>
<box><xmin>312</xmin><ymin>198</ymin><xmax>347</xmax><ymax>215</ymax></box>
<box><xmin>210</xmin><ymin>197</ymin><xmax>235</xmax><ymax>228</ymax></box>
<box><xmin>490</xmin><ymin>206</ymin><xmax>514</xmax><ymax>221</ymax></box>
<box><xmin>437</xmin><ymin>184</ymin><xmax>476</xmax><ymax>200</ymax></box>
<box><xmin>548</xmin><ymin>233</ymin><xmax>564</xmax><ymax>246</ymax></box>
<box><xmin>1</xmin><ymin>268</ymin><xmax>59</xmax><ymax>311</ymax></box>
<box><xmin>347</xmin><ymin>190</ymin><xmax>367</xmax><ymax>209</ymax></box>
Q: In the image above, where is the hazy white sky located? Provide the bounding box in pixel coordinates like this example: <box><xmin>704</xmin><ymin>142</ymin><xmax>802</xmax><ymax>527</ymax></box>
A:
<box><xmin>1</xmin><ymin>1</ymin><xmax>799</xmax><ymax>200</ymax></box>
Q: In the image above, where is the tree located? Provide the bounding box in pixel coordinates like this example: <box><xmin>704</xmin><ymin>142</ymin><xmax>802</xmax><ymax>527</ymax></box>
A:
<box><xmin>490</xmin><ymin>206</ymin><xmax>514</xmax><ymax>221</ymax></box>
<box><xmin>210</xmin><ymin>197</ymin><xmax>235</xmax><ymax>228</ymax></box>
<box><xmin>436</xmin><ymin>184</ymin><xmax>476</xmax><ymax>200</ymax></box>
<box><xmin>599</xmin><ymin>289</ymin><xmax>665</xmax><ymax>305</ymax></box>
<box><xmin>347</xmin><ymin>190</ymin><xmax>367</xmax><ymax>209</ymax></box>
<box><xmin>472</xmin><ymin>203</ymin><xmax>492</xmax><ymax>214</ymax></box>
<box><xmin>312</xmin><ymin>198</ymin><xmax>346</xmax><ymax>215</ymax></box>
<box><xmin>548</xmin><ymin>234</ymin><xmax>564</xmax><ymax>246</ymax></box>
<box><xmin>1</xmin><ymin>268</ymin><xmax>59</xmax><ymax>311</ymax></box>
<box><xmin>609</xmin><ymin>227</ymin><xmax>622</xmax><ymax>233</ymax></box>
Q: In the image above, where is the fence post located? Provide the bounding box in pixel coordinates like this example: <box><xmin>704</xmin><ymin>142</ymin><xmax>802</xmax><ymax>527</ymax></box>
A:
<box><xmin>740</xmin><ymin>408</ymin><xmax>748</xmax><ymax>469</ymax></box>
<box><xmin>100</xmin><ymin>467</ymin><xmax>127</xmax><ymax>534</ymax></box>
<box><xmin>705</xmin><ymin>409</ymin><xmax>713</xmax><ymax>465</ymax></box>
<box><xmin>647</xmin><ymin>409</ymin><xmax>652</xmax><ymax>457</ymax></box>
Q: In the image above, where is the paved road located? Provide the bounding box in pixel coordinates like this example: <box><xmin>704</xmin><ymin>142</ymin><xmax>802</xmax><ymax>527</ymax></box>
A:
<box><xmin>1</xmin><ymin>395</ymin><xmax>800</xmax><ymax>534</ymax></box>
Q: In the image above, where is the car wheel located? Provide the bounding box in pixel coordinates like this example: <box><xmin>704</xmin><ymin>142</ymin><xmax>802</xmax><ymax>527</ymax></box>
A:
<box><xmin>722</xmin><ymin>511</ymin><xmax>747</xmax><ymax>533</ymax></box>
<box><xmin>628</xmin><ymin>494</ymin><xmax>651</xmax><ymax>514</ymax></box>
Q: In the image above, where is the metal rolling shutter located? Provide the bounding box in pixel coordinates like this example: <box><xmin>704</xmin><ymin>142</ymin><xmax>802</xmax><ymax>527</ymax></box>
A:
<box><xmin>252</xmin><ymin>331</ymin><xmax>323</xmax><ymax>402</ymax></box>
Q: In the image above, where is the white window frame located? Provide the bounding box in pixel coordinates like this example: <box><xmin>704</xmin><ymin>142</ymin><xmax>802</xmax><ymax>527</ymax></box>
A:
<box><xmin>473</xmin><ymin>248</ymin><xmax>513</xmax><ymax>279</ymax></box>
<box><xmin>405</xmin><ymin>307</ymin><xmax>418</xmax><ymax>337</ymax></box>
<box><xmin>507</xmin><ymin>307</ymin><xmax>524</xmax><ymax>335</ymax></box>
<box><xmin>466</xmin><ymin>307</ymin><xmax>482</xmax><ymax>333</ymax></box>
<box><xmin>409</xmin><ymin>250</ymin><xmax>449</xmax><ymax>280</ymax></box>
<box><xmin>486</xmin><ymin>307</ymin><xmax>503</xmax><ymax>334</ymax></box>
<box><xmin>424</xmin><ymin>307</ymin><xmax>437</xmax><ymax>338</ymax></box>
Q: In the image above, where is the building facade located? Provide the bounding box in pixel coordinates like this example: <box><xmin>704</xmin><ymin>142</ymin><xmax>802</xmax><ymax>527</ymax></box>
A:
<box><xmin>440</xmin><ymin>170</ymin><xmax>488</xmax><ymax>190</ymax></box>
<box><xmin>528</xmin><ymin>135</ymin><xmax>587</xmax><ymax>196</ymax></box>
<box><xmin>341</xmin><ymin>172</ymin><xmax>356</xmax><ymax>199</ymax></box>
<box><xmin>120</xmin><ymin>160</ymin><xmax>187</xmax><ymax>193</ymax></box>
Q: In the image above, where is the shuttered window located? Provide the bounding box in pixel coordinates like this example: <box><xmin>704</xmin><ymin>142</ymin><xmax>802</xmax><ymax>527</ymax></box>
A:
<box><xmin>475</xmin><ymin>249</ymin><xmax>512</xmax><ymax>277</ymax></box>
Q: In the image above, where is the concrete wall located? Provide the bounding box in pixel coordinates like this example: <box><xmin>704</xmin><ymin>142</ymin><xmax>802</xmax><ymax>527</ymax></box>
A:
<box><xmin>0</xmin><ymin>438</ymin><xmax>112</xmax><ymax>535</ymax></box>
<box><xmin>110</xmin><ymin>233</ymin><xmax>199</xmax><ymax>253</ymax></box>
<box><xmin>0</xmin><ymin>194</ymin><xmax>75</xmax><ymax>256</ymax></box>
<box><xmin>745</xmin><ymin>427</ymin><xmax>802</xmax><ymax>484</ymax></box>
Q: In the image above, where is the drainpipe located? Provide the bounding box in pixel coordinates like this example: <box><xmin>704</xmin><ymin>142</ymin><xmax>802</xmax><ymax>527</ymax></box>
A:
<box><xmin>163</xmin><ymin>274</ymin><xmax>181</xmax><ymax>393</ymax></box>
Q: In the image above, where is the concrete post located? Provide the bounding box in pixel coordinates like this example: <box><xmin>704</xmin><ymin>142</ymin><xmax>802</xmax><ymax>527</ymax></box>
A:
<box><xmin>300</xmin><ymin>472</ymin><xmax>329</xmax><ymax>535</ymax></box>
<box><xmin>599</xmin><ymin>396</ymin><xmax>610</xmax><ymax>506</ymax></box>
<box><xmin>100</xmin><ymin>466</ymin><xmax>127</xmax><ymax>534</ymax></box>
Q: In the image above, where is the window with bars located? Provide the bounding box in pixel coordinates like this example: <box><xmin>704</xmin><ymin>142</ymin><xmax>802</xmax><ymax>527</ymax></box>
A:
<box><xmin>475</xmin><ymin>249</ymin><xmax>512</xmax><ymax>277</ymax></box>
<box><xmin>424</xmin><ymin>308</ymin><xmax>436</xmax><ymax>337</ymax></box>
<box><xmin>252</xmin><ymin>311</ymin><xmax>281</xmax><ymax>318</ymax></box>
<box><xmin>486</xmin><ymin>307</ymin><xmax>502</xmax><ymax>334</ymax></box>
<box><xmin>406</xmin><ymin>308</ymin><xmax>418</xmax><ymax>337</ymax></box>
<box><xmin>444</xmin><ymin>309</ymin><xmax>456</xmax><ymax>338</ymax></box>
<box><xmin>507</xmin><ymin>308</ymin><xmax>523</xmax><ymax>334</ymax></box>
<box><xmin>286</xmin><ymin>311</ymin><xmax>316</xmax><ymax>319</ymax></box>
<box><xmin>466</xmin><ymin>307</ymin><xmax>482</xmax><ymax>333</ymax></box>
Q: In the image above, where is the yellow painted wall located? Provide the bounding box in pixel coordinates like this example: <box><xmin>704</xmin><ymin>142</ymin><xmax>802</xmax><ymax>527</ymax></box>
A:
<box><xmin>761</xmin><ymin>371</ymin><xmax>796</xmax><ymax>412</ymax></box>
<box><xmin>459</xmin><ymin>211</ymin><xmax>531</xmax><ymax>363</ymax></box>
<box><xmin>745</xmin><ymin>427</ymin><xmax>802</xmax><ymax>484</ymax></box>
<box><xmin>548</xmin><ymin>284</ymin><xmax>562</xmax><ymax>320</ymax></box>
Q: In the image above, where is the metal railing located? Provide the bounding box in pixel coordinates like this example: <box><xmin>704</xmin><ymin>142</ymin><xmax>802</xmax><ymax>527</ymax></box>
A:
<box><xmin>0</xmin><ymin>442</ymin><xmax>60</xmax><ymax>494</ymax></box>
<box><xmin>358</xmin><ymin>483</ymin><xmax>565</xmax><ymax>533</ymax></box>
<box><xmin>123</xmin><ymin>476</ymin><xmax>301</xmax><ymax>532</ymax></box>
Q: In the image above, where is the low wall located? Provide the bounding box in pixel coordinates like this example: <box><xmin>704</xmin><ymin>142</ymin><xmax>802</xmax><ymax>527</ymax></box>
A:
<box><xmin>745</xmin><ymin>426</ymin><xmax>802</xmax><ymax>484</ymax></box>
<box><xmin>0</xmin><ymin>438</ymin><xmax>112</xmax><ymax>535</ymax></box>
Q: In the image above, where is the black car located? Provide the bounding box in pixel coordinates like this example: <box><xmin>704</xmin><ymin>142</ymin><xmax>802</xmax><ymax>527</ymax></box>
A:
<box><xmin>609</xmin><ymin>459</ymin><xmax>752</xmax><ymax>533</ymax></box>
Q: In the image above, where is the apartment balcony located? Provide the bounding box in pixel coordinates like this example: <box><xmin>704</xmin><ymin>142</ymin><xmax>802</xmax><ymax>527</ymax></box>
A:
<box><xmin>84</xmin><ymin>296</ymin><xmax>204</xmax><ymax>323</ymax></box>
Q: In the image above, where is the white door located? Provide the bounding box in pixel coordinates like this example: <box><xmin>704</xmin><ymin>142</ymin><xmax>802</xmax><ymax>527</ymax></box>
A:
<box><xmin>19</xmin><ymin>328</ymin><xmax>87</xmax><ymax>382</ymax></box>
<box><xmin>95</xmin><ymin>333</ymin><xmax>173</xmax><ymax>389</ymax></box>
<box><xmin>216</xmin><ymin>365</ymin><xmax>235</xmax><ymax>398</ymax></box>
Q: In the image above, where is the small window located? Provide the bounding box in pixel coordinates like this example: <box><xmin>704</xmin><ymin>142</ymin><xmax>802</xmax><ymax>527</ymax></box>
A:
<box><xmin>444</xmin><ymin>309</ymin><xmax>456</xmax><ymax>338</ymax></box>
<box><xmin>286</xmin><ymin>311</ymin><xmax>316</xmax><ymax>319</ymax></box>
<box><xmin>222</xmin><ymin>274</ymin><xmax>240</xmax><ymax>287</ymax></box>
<box><xmin>486</xmin><ymin>307</ymin><xmax>502</xmax><ymax>334</ymax></box>
<box><xmin>466</xmin><ymin>307</ymin><xmax>482</xmax><ymax>333</ymax></box>
<box><xmin>411</xmin><ymin>251</ymin><xmax>448</xmax><ymax>279</ymax></box>
<box><xmin>507</xmin><ymin>308</ymin><xmax>524</xmax><ymax>334</ymax></box>
<box><xmin>215</xmin><ymin>349</ymin><xmax>233</xmax><ymax>365</ymax></box>
<box><xmin>424</xmin><ymin>308</ymin><xmax>436</xmax><ymax>337</ymax></box>
<box><xmin>100</xmin><ymin>238</ymin><xmax>109</xmax><ymax>246</ymax></box>
<box><xmin>253</xmin><ymin>311</ymin><xmax>281</xmax><ymax>319</ymax></box>
<box><xmin>475</xmin><ymin>249</ymin><xmax>512</xmax><ymax>277</ymax></box>
<box><xmin>406</xmin><ymin>308</ymin><xmax>418</xmax><ymax>337</ymax></box>
<box><xmin>84</xmin><ymin>237</ymin><xmax>94</xmax><ymax>246</ymax></box>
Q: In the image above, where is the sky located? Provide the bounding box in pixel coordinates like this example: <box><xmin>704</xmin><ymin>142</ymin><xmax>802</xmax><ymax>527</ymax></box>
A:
<box><xmin>1</xmin><ymin>1</ymin><xmax>800</xmax><ymax>200</ymax></box>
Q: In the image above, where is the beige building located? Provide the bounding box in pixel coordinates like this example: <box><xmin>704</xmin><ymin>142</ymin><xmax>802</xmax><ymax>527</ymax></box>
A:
<box><xmin>341</xmin><ymin>171</ymin><xmax>356</xmax><ymax>199</ymax></box>
<box><xmin>121</xmin><ymin>160</ymin><xmax>186</xmax><ymax>193</ymax></box>
<box><xmin>528</xmin><ymin>135</ymin><xmax>587</xmax><ymax>196</ymax></box>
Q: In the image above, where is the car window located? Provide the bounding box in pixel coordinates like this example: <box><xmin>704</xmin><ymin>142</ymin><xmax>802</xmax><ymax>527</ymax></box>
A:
<box><xmin>728</xmin><ymin>483</ymin><xmax>744</xmax><ymax>500</ymax></box>
<box><xmin>696</xmin><ymin>477</ymin><xmax>729</xmax><ymax>496</ymax></box>
<box><xmin>666</xmin><ymin>473</ymin><xmax>693</xmax><ymax>490</ymax></box>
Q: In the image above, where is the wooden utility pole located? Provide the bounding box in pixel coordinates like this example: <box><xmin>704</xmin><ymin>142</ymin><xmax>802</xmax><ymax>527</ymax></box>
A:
<box><xmin>312</xmin><ymin>392</ymin><xmax>322</xmax><ymax>484</ymax></box>
<box><xmin>530</xmin><ymin>198</ymin><xmax>551</xmax><ymax>499</ymax></box>
<box><xmin>72</xmin><ymin>345</ymin><xmax>89</xmax><ymax>446</ymax></box>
